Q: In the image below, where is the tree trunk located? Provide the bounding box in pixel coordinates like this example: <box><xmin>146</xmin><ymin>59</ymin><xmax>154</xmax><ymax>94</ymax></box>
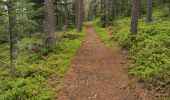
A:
<box><xmin>101</xmin><ymin>0</ymin><xmax>104</xmax><ymax>14</ymax></box>
<box><xmin>113</xmin><ymin>0</ymin><xmax>117</xmax><ymax>19</ymax></box>
<box><xmin>44</xmin><ymin>0</ymin><xmax>56</xmax><ymax>48</ymax></box>
<box><xmin>146</xmin><ymin>0</ymin><xmax>152</xmax><ymax>23</ymax></box>
<box><xmin>8</xmin><ymin>3</ymin><xmax>17</xmax><ymax>78</ymax></box>
<box><xmin>64</xmin><ymin>4</ymin><xmax>68</xmax><ymax>27</ymax></box>
<box><xmin>130</xmin><ymin>0</ymin><xmax>140</xmax><ymax>35</ymax></box>
<box><xmin>76</xmin><ymin>0</ymin><xmax>83</xmax><ymax>32</ymax></box>
<box><xmin>105</xmin><ymin>0</ymin><xmax>109</xmax><ymax>27</ymax></box>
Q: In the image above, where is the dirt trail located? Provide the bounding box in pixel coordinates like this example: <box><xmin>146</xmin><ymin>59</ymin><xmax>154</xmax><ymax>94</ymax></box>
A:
<box><xmin>56</xmin><ymin>26</ymin><xmax>152</xmax><ymax>100</ymax></box>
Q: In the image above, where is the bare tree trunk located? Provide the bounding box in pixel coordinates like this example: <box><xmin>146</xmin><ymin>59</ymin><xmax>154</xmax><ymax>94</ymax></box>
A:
<box><xmin>101</xmin><ymin>0</ymin><xmax>104</xmax><ymax>14</ymax></box>
<box><xmin>64</xmin><ymin>4</ymin><xmax>68</xmax><ymax>27</ymax></box>
<box><xmin>113</xmin><ymin>0</ymin><xmax>117</xmax><ymax>19</ymax></box>
<box><xmin>105</xmin><ymin>0</ymin><xmax>109</xmax><ymax>27</ymax></box>
<box><xmin>146</xmin><ymin>0</ymin><xmax>152</xmax><ymax>23</ymax></box>
<box><xmin>75</xmin><ymin>0</ymin><xmax>78</xmax><ymax>29</ymax></box>
<box><xmin>44</xmin><ymin>0</ymin><xmax>56</xmax><ymax>48</ymax></box>
<box><xmin>130</xmin><ymin>0</ymin><xmax>140</xmax><ymax>35</ymax></box>
<box><xmin>8</xmin><ymin>4</ymin><xmax>17</xmax><ymax>78</ymax></box>
<box><xmin>76</xmin><ymin>0</ymin><xmax>83</xmax><ymax>32</ymax></box>
<box><xmin>100</xmin><ymin>0</ymin><xmax>104</xmax><ymax>23</ymax></box>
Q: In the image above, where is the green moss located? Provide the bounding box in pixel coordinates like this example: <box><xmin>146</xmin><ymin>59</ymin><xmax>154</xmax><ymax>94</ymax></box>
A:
<box><xmin>0</xmin><ymin>76</ymin><xmax>56</xmax><ymax>100</ymax></box>
<box><xmin>0</xmin><ymin>29</ymin><xmax>84</xmax><ymax>99</ymax></box>
<box><xmin>91</xmin><ymin>6</ymin><xmax>170</xmax><ymax>89</ymax></box>
<box><xmin>110</xmin><ymin>8</ymin><xmax>170</xmax><ymax>86</ymax></box>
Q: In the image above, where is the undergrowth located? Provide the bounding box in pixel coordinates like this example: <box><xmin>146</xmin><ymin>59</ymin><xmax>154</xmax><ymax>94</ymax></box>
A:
<box><xmin>0</xmin><ymin>29</ymin><xmax>84</xmax><ymax>99</ymax></box>
<box><xmin>112</xmin><ymin>8</ymin><xmax>170</xmax><ymax>87</ymax></box>
<box><xmin>95</xmin><ymin>6</ymin><xmax>170</xmax><ymax>96</ymax></box>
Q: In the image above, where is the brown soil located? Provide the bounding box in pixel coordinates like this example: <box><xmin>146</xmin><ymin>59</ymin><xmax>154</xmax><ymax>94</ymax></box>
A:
<box><xmin>56</xmin><ymin>26</ymin><xmax>155</xmax><ymax>100</ymax></box>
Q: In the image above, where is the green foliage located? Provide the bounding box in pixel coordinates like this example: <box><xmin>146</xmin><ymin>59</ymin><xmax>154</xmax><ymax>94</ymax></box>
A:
<box><xmin>111</xmin><ymin>9</ymin><xmax>170</xmax><ymax>87</ymax></box>
<box><xmin>0</xmin><ymin>29</ymin><xmax>84</xmax><ymax>99</ymax></box>
<box><xmin>0</xmin><ymin>0</ymin><xmax>37</xmax><ymax>43</ymax></box>
<box><xmin>0</xmin><ymin>76</ymin><xmax>54</xmax><ymax>100</ymax></box>
<box><xmin>152</xmin><ymin>5</ymin><xmax>170</xmax><ymax>19</ymax></box>
<box><xmin>0</xmin><ymin>14</ymin><xmax>8</xmax><ymax>43</ymax></box>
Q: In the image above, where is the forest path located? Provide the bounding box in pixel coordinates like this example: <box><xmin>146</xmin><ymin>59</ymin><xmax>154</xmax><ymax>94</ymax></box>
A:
<box><xmin>56</xmin><ymin>26</ymin><xmax>150</xmax><ymax>100</ymax></box>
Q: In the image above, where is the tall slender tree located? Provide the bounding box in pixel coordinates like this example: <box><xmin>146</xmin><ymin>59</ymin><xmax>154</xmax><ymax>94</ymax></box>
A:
<box><xmin>113</xmin><ymin>0</ymin><xmax>117</xmax><ymax>19</ymax></box>
<box><xmin>0</xmin><ymin>0</ymin><xmax>18</xmax><ymax>78</ymax></box>
<box><xmin>8</xmin><ymin>2</ymin><xmax>17</xmax><ymax>78</ymax></box>
<box><xmin>44</xmin><ymin>0</ymin><xmax>56</xmax><ymax>48</ymax></box>
<box><xmin>130</xmin><ymin>0</ymin><xmax>140</xmax><ymax>35</ymax></box>
<box><xmin>76</xmin><ymin>0</ymin><xmax>83</xmax><ymax>32</ymax></box>
<box><xmin>146</xmin><ymin>0</ymin><xmax>152</xmax><ymax>23</ymax></box>
<box><xmin>64</xmin><ymin>2</ymin><xmax>68</xmax><ymax>27</ymax></box>
<box><xmin>105</xmin><ymin>0</ymin><xmax>109</xmax><ymax>27</ymax></box>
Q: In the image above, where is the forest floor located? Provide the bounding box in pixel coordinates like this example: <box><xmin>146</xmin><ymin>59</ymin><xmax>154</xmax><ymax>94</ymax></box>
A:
<box><xmin>56</xmin><ymin>26</ymin><xmax>156</xmax><ymax>100</ymax></box>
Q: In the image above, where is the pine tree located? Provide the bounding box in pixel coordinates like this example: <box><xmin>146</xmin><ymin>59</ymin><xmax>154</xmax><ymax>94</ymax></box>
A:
<box><xmin>0</xmin><ymin>0</ymin><xmax>18</xmax><ymax>78</ymax></box>
<box><xmin>146</xmin><ymin>0</ymin><xmax>152</xmax><ymax>23</ymax></box>
<box><xmin>44</xmin><ymin>0</ymin><xmax>56</xmax><ymax>48</ymax></box>
<box><xmin>76</xmin><ymin>0</ymin><xmax>83</xmax><ymax>32</ymax></box>
<box><xmin>105</xmin><ymin>0</ymin><xmax>109</xmax><ymax>27</ymax></box>
<box><xmin>130</xmin><ymin>0</ymin><xmax>140</xmax><ymax>35</ymax></box>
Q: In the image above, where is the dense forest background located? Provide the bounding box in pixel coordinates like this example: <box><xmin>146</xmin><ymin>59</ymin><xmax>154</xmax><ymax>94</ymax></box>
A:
<box><xmin>0</xmin><ymin>0</ymin><xmax>170</xmax><ymax>99</ymax></box>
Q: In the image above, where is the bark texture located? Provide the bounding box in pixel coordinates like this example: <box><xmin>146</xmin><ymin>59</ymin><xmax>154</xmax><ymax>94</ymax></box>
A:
<box><xmin>146</xmin><ymin>0</ymin><xmax>152</xmax><ymax>23</ymax></box>
<box><xmin>44</xmin><ymin>0</ymin><xmax>56</xmax><ymax>48</ymax></box>
<box><xmin>8</xmin><ymin>3</ymin><xmax>17</xmax><ymax>78</ymax></box>
<box><xmin>75</xmin><ymin>0</ymin><xmax>83</xmax><ymax>32</ymax></box>
<box><xmin>130</xmin><ymin>0</ymin><xmax>140</xmax><ymax>35</ymax></box>
<box><xmin>105</xmin><ymin>0</ymin><xmax>109</xmax><ymax>27</ymax></box>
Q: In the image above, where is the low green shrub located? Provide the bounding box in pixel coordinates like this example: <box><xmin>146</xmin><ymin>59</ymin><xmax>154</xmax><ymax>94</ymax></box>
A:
<box><xmin>0</xmin><ymin>76</ymin><xmax>54</xmax><ymax>100</ymax></box>
<box><xmin>91</xmin><ymin>6</ymin><xmax>170</xmax><ymax>89</ymax></box>
<box><xmin>111</xmin><ymin>10</ymin><xmax>170</xmax><ymax>87</ymax></box>
<box><xmin>0</xmin><ymin>29</ymin><xmax>84</xmax><ymax>99</ymax></box>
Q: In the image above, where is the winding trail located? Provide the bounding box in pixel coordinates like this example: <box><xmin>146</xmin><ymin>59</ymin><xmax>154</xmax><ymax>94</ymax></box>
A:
<box><xmin>56</xmin><ymin>26</ymin><xmax>151</xmax><ymax>100</ymax></box>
